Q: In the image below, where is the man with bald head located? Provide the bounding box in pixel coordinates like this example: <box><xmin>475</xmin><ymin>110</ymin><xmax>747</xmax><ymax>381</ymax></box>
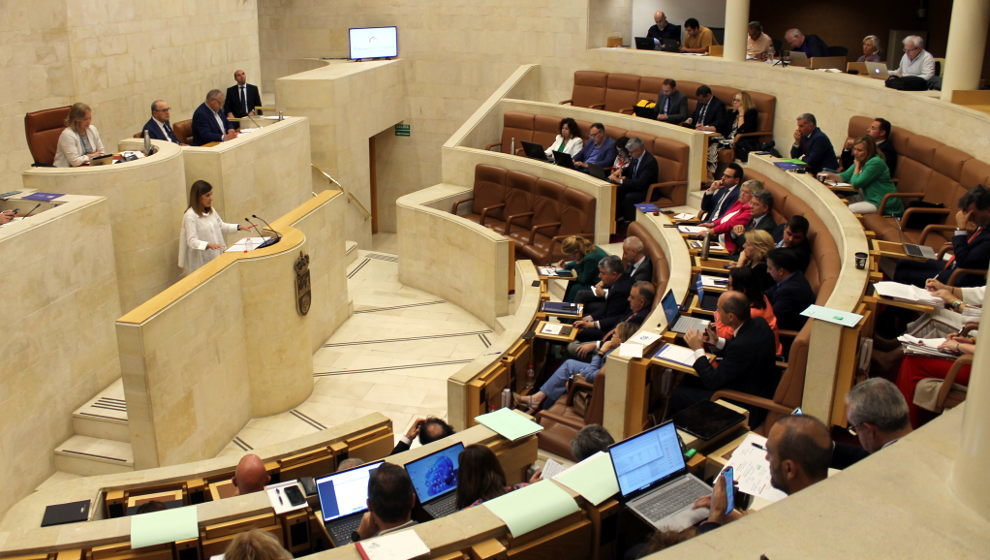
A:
<box><xmin>622</xmin><ymin>236</ymin><xmax>653</xmax><ymax>283</ymax></box>
<box><xmin>646</xmin><ymin>10</ymin><xmax>680</xmax><ymax>49</ymax></box>
<box><xmin>784</xmin><ymin>28</ymin><xmax>828</xmax><ymax>58</ymax></box>
<box><xmin>766</xmin><ymin>414</ymin><xmax>832</xmax><ymax>495</ymax></box>
<box><xmin>142</xmin><ymin>99</ymin><xmax>182</xmax><ymax>144</ymax></box>
<box><xmin>672</xmin><ymin>291</ymin><xmax>778</xmax><ymax>426</ymax></box>
<box><xmin>232</xmin><ymin>453</ymin><xmax>270</xmax><ymax>495</ymax></box>
<box><xmin>225</xmin><ymin>69</ymin><xmax>263</xmax><ymax>123</ymax></box>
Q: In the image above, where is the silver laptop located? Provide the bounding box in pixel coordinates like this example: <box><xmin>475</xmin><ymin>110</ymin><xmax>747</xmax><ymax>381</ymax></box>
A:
<box><xmin>661</xmin><ymin>290</ymin><xmax>710</xmax><ymax>334</ymax></box>
<box><xmin>404</xmin><ymin>442</ymin><xmax>464</xmax><ymax>519</ymax></box>
<box><xmin>904</xmin><ymin>243</ymin><xmax>937</xmax><ymax>260</ymax></box>
<box><xmin>864</xmin><ymin>61</ymin><xmax>890</xmax><ymax>80</ymax></box>
<box><xmin>608</xmin><ymin>421</ymin><xmax>711</xmax><ymax>528</ymax></box>
<box><xmin>788</xmin><ymin>51</ymin><xmax>809</xmax><ymax>67</ymax></box>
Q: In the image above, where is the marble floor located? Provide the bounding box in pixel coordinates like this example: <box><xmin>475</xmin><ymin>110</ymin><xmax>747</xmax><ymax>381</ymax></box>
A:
<box><xmin>216</xmin><ymin>247</ymin><xmax>492</xmax><ymax>457</ymax></box>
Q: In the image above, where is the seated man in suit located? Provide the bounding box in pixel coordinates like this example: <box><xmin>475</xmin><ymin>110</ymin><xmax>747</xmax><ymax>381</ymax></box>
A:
<box><xmin>699</xmin><ymin>177</ymin><xmax>755</xmax><ymax>254</ymax></box>
<box><xmin>790</xmin><ymin>113</ymin><xmax>838</xmax><ymax>174</ymax></box>
<box><xmin>225</xmin><ymin>69</ymin><xmax>263</xmax><ymax>127</ymax></box>
<box><xmin>765</xmin><ymin>248</ymin><xmax>816</xmax><ymax>331</ymax></box>
<box><xmin>571</xmin><ymin>281</ymin><xmax>654</xmax><ymax>358</ymax></box>
<box><xmin>840</xmin><ymin>117</ymin><xmax>897</xmax><ymax>175</ymax></box>
<box><xmin>390</xmin><ymin>416</ymin><xmax>455</xmax><ymax>455</ymax></box>
<box><xmin>573</xmin><ymin>255</ymin><xmax>633</xmax><ymax>342</ymax></box>
<box><xmin>654</xmin><ymin>79</ymin><xmax>688</xmax><ymax>124</ymax></box>
<box><xmin>774</xmin><ymin>215</ymin><xmax>812</xmax><ymax>272</ymax></box>
<box><xmin>700</xmin><ymin>163</ymin><xmax>743</xmax><ymax>222</ymax></box>
<box><xmin>192</xmin><ymin>89</ymin><xmax>238</xmax><ymax>146</ymax></box>
<box><xmin>622</xmin><ymin>236</ymin><xmax>653</xmax><ymax>283</ymax></box>
<box><xmin>609</xmin><ymin>137</ymin><xmax>659</xmax><ymax>223</ymax></box>
<box><xmin>142</xmin><ymin>99</ymin><xmax>183</xmax><ymax>144</ymax></box>
<box><xmin>672</xmin><ymin>291</ymin><xmax>778</xmax><ymax>426</ymax></box>
<box><xmin>784</xmin><ymin>28</ymin><xmax>829</xmax><ymax>58</ymax></box>
<box><xmin>573</xmin><ymin>123</ymin><xmax>616</xmax><ymax>171</ymax></box>
<box><xmin>681</xmin><ymin>85</ymin><xmax>725</xmax><ymax>130</ymax></box>
<box><xmin>730</xmin><ymin>186</ymin><xmax>777</xmax><ymax>251</ymax></box>
<box><xmin>894</xmin><ymin>184</ymin><xmax>990</xmax><ymax>288</ymax></box>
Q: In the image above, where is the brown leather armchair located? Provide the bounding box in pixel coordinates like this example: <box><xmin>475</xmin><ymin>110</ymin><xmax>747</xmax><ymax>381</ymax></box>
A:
<box><xmin>24</xmin><ymin>105</ymin><xmax>71</xmax><ymax>166</ymax></box>
<box><xmin>536</xmin><ymin>372</ymin><xmax>606</xmax><ymax>461</ymax></box>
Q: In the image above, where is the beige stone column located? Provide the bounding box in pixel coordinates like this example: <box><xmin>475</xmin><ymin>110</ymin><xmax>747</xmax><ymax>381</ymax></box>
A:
<box><xmin>722</xmin><ymin>0</ymin><xmax>750</xmax><ymax>61</ymax></box>
<box><xmin>950</xmin><ymin>274</ymin><xmax>990</xmax><ymax>518</ymax></box>
<box><xmin>940</xmin><ymin>0</ymin><xmax>990</xmax><ymax>101</ymax></box>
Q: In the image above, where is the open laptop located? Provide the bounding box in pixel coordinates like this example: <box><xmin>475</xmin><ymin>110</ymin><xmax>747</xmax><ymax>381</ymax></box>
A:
<box><xmin>586</xmin><ymin>163</ymin><xmax>609</xmax><ymax>180</ymax></box>
<box><xmin>608</xmin><ymin>421</ymin><xmax>711</xmax><ymax>529</ymax></box>
<box><xmin>903</xmin><ymin>243</ymin><xmax>937</xmax><ymax>259</ymax></box>
<box><xmin>634</xmin><ymin>37</ymin><xmax>656</xmax><ymax>51</ymax></box>
<box><xmin>864</xmin><ymin>61</ymin><xmax>890</xmax><ymax>80</ymax></box>
<box><xmin>551</xmin><ymin>150</ymin><xmax>576</xmax><ymax>169</ymax></box>
<box><xmin>315</xmin><ymin>460</ymin><xmax>384</xmax><ymax>545</ymax></box>
<box><xmin>521</xmin><ymin>140</ymin><xmax>551</xmax><ymax>162</ymax></box>
<box><xmin>659</xmin><ymin>38</ymin><xmax>680</xmax><ymax>52</ymax></box>
<box><xmin>661</xmin><ymin>289</ymin><xmax>710</xmax><ymax>334</ymax></box>
<box><xmin>404</xmin><ymin>442</ymin><xmax>464</xmax><ymax>519</ymax></box>
<box><xmin>788</xmin><ymin>51</ymin><xmax>809</xmax><ymax>67</ymax></box>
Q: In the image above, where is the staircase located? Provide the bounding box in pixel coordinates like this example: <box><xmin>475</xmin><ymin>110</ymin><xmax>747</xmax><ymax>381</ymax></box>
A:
<box><xmin>54</xmin><ymin>379</ymin><xmax>134</xmax><ymax>476</ymax></box>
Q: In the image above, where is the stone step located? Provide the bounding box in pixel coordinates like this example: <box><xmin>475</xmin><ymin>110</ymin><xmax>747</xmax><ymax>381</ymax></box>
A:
<box><xmin>72</xmin><ymin>378</ymin><xmax>130</xmax><ymax>443</ymax></box>
<box><xmin>54</xmin><ymin>435</ymin><xmax>134</xmax><ymax>476</ymax></box>
<box><xmin>345</xmin><ymin>240</ymin><xmax>358</xmax><ymax>264</ymax></box>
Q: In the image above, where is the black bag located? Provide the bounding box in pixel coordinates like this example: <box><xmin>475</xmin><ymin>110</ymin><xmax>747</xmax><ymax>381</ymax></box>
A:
<box><xmin>903</xmin><ymin>200</ymin><xmax>946</xmax><ymax>229</ymax></box>
<box><xmin>885</xmin><ymin>75</ymin><xmax>928</xmax><ymax>91</ymax></box>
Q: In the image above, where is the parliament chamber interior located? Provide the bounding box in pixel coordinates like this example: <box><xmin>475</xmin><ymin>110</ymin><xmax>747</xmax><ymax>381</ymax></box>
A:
<box><xmin>1</xmin><ymin>0</ymin><xmax>990</xmax><ymax>558</ymax></box>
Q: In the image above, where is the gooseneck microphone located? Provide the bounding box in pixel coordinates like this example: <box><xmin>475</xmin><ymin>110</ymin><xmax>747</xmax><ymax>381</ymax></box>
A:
<box><xmin>252</xmin><ymin>214</ymin><xmax>281</xmax><ymax>248</ymax></box>
<box><xmin>244</xmin><ymin>217</ymin><xmax>264</xmax><ymax>249</ymax></box>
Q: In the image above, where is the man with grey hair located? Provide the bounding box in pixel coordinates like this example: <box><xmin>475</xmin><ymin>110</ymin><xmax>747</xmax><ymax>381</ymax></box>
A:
<box><xmin>891</xmin><ymin>35</ymin><xmax>935</xmax><ymax>80</ymax></box>
<box><xmin>783</xmin><ymin>28</ymin><xmax>828</xmax><ymax>58</ymax></box>
<box><xmin>571</xmin><ymin>424</ymin><xmax>615</xmax><ymax>461</ymax></box>
<box><xmin>192</xmin><ymin>89</ymin><xmax>238</xmax><ymax>145</ymax></box>
<box><xmin>609</xmin><ymin>137</ymin><xmax>659</xmax><ymax>223</ymax></box>
<box><xmin>142</xmin><ymin>99</ymin><xmax>181</xmax><ymax>144</ymax></box>
<box><xmin>622</xmin><ymin>236</ymin><xmax>653</xmax><ymax>283</ymax></box>
<box><xmin>845</xmin><ymin>378</ymin><xmax>913</xmax><ymax>453</ymax></box>
<box><xmin>790</xmin><ymin>113</ymin><xmax>837</xmax><ymax>174</ymax></box>
<box><xmin>731</xmin><ymin>184</ymin><xmax>776</xmax><ymax>245</ymax></box>
<box><xmin>573</xmin><ymin>255</ymin><xmax>633</xmax><ymax>342</ymax></box>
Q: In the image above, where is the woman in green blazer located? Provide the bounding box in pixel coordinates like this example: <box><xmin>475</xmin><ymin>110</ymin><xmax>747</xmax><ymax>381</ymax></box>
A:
<box><xmin>821</xmin><ymin>135</ymin><xmax>903</xmax><ymax>216</ymax></box>
<box><xmin>559</xmin><ymin>235</ymin><xmax>607</xmax><ymax>302</ymax></box>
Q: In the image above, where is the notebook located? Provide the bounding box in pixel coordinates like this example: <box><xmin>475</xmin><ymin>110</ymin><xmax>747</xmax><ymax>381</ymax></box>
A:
<box><xmin>316</xmin><ymin>460</ymin><xmax>384</xmax><ymax>545</ymax></box>
<box><xmin>608</xmin><ymin>421</ymin><xmax>711</xmax><ymax>529</ymax></box>
<box><xmin>661</xmin><ymin>290</ymin><xmax>710</xmax><ymax>334</ymax></box>
<box><xmin>404</xmin><ymin>442</ymin><xmax>464</xmax><ymax>519</ymax></box>
<box><xmin>864</xmin><ymin>61</ymin><xmax>890</xmax><ymax>80</ymax></box>
<box><xmin>41</xmin><ymin>500</ymin><xmax>90</xmax><ymax>527</ymax></box>
<box><xmin>521</xmin><ymin>141</ymin><xmax>551</xmax><ymax>162</ymax></box>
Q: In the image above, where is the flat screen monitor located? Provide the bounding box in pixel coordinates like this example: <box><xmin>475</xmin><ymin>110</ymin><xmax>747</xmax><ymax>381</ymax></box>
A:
<box><xmin>349</xmin><ymin>26</ymin><xmax>398</xmax><ymax>60</ymax></box>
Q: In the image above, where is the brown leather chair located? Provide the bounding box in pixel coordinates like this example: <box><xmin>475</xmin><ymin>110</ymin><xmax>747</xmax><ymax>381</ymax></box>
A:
<box><xmin>536</xmin><ymin>372</ymin><xmax>606</xmax><ymax>460</ymax></box>
<box><xmin>485</xmin><ymin>112</ymin><xmax>535</xmax><ymax>154</ymax></box>
<box><xmin>532</xmin><ymin>115</ymin><xmax>561</xmax><ymax>151</ymax></box>
<box><xmin>24</xmin><ymin>105</ymin><xmax>71</xmax><ymax>166</ymax></box>
<box><xmin>646</xmin><ymin>137</ymin><xmax>689</xmax><ymax>207</ymax></box>
<box><xmin>561</xmin><ymin>71</ymin><xmax>608</xmax><ymax>109</ymax></box>
<box><xmin>452</xmin><ymin>164</ymin><xmax>508</xmax><ymax>225</ymax></box>
<box><xmin>603</xmin><ymin>73</ymin><xmax>641</xmax><ymax>113</ymax></box>
<box><xmin>171</xmin><ymin>119</ymin><xmax>194</xmax><ymax>145</ymax></box>
<box><xmin>627</xmin><ymin>221</ymin><xmax>669</xmax><ymax>293</ymax></box>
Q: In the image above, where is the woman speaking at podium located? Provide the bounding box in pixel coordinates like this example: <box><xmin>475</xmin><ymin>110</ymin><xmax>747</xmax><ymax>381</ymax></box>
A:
<box><xmin>178</xmin><ymin>180</ymin><xmax>250</xmax><ymax>274</ymax></box>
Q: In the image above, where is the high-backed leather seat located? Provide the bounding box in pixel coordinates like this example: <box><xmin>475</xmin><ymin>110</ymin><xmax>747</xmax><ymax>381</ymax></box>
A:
<box><xmin>536</xmin><ymin>371</ymin><xmax>606</xmax><ymax>460</ymax></box>
<box><xmin>171</xmin><ymin>119</ymin><xmax>194</xmax><ymax>145</ymax></box>
<box><xmin>485</xmin><ymin>112</ymin><xmax>534</xmax><ymax>153</ymax></box>
<box><xmin>24</xmin><ymin>105</ymin><xmax>71</xmax><ymax>166</ymax></box>
<box><xmin>561</xmin><ymin>71</ymin><xmax>608</xmax><ymax>109</ymax></box>
<box><xmin>603</xmin><ymin>73</ymin><xmax>641</xmax><ymax>113</ymax></box>
<box><xmin>646</xmin><ymin>137</ymin><xmax>689</xmax><ymax>207</ymax></box>
<box><xmin>627</xmin><ymin>221</ymin><xmax>669</xmax><ymax>294</ymax></box>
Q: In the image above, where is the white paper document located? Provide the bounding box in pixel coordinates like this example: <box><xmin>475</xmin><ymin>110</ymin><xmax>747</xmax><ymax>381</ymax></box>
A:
<box><xmin>654</xmin><ymin>344</ymin><xmax>697</xmax><ymax>367</ymax></box>
<box><xmin>678</xmin><ymin>225</ymin><xmax>707</xmax><ymax>234</ymax></box>
<box><xmin>629</xmin><ymin>330</ymin><xmax>662</xmax><ymax>347</ymax></box>
<box><xmin>800</xmin><ymin>305</ymin><xmax>863</xmax><ymax>328</ymax></box>
<box><xmin>541</xmin><ymin>323</ymin><xmax>564</xmax><ymax>335</ymax></box>
<box><xmin>540</xmin><ymin>458</ymin><xmax>568</xmax><ymax>480</ymax></box>
<box><xmin>617</xmin><ymin>342</ymin><xmax>644</xmax><ymax>358</ymax></box>
<box><xmin>898</xmin><ymin>334</ymin><xmax>954</xmax><ymax>357</ymax></box>
<box><xmin>873</xmin><ymin>281</ymin><xmax>943</xmax><ymax>306</ymax></box>
<box><xmin>355</xmin><ymin>529</ymin><xmax>430</xmax><ymax>560</ymax></box>
<box><xmin>674</xmin><ymin>213</ymin><xmax>697</xmax><ymax>221</ymax></box>
<box><xmin>726</xmin><ymin>433</ymin><xmax>788</xmax><ymax>503</ymax></box>
<box><xmin>264</xmin><ymin>481</ymin><xmax>308</xmax><ymax>515</ymax></box>
<box><xmin>699</xmin><ymin>275</ymin><xmax>729</xmax><ymax>288</ymax></box>
<box><xmin>225</xmin><ymin>236</ymin><xmax>271</xmax><ymax>252</ymax></box>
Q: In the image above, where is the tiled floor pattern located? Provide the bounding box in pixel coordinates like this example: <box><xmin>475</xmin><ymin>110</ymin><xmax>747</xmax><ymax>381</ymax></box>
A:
<box><xmin>217</xmin><ymin>250</ymin><xmax>491</xmax><ymax>457</ymax></box>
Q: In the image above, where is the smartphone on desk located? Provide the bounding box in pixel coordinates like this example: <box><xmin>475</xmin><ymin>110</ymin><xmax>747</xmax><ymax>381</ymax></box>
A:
<box><xmin>722</xmin><ymin>467</ymin><xmax>735</xmax><ymax>516</ymax></box>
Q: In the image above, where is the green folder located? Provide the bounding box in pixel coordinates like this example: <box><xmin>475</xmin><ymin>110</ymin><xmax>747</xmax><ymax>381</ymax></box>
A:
<box><xmin>474</xmin><ymin>408</ymin><xmax>543</xmax><ymax>441</ymax></box>
<box><xmin>130</xmin><ymin>505</ymin><xmax>199</xmax><ymax>549</ymax></box>
<box><xmin>553</xmin><ymin>451</ymin><xmax>619</xmax><ymax>506</ymax></box>
<box><xmin>483</xmin><ymin>480</ymin><xmax>580</xmax><ymax>537</ymax></box>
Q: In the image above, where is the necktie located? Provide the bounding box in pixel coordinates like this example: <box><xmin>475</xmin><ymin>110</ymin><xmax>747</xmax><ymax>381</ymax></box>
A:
<box><xmin>164</xmin><ymin>122</ymin><xmax>175</xmax><ymax>143</ymax></box>
<box><xmin>241</xmin><ymin>86</ymin><xmax>247</xmax><ymax>113</ymax></box>
<box><xmin>663</xmin><ymin>97</ymin><xmax>670</xmax><ymax>114</ymax></box>
<box><xmin>944</xmin><ymin>227</ymin><xmax>983</xmax><ymax>270</ymax></box>
<box><xmin>699</xmin><ymin>100</ymin><xmax>708</xmax><ymax>124</ymax></box>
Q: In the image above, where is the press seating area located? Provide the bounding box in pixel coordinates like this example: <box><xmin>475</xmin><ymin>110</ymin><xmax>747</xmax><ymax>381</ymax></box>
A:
<box><xmin>487</xmin><ymin>111</ymin><xmax>690</xmax><ymax>207</ymax></box>
<box><xmin>452</xmin><ymin>164</ymin><xmax>597</xmax><ymax>264</ymax></box>
<box><xmin>842</xmin><ymin>115</ymin><xmax>990</xmax><ymax>248</ymax></box>
<box><xmin>562</xmin><ymin>70</ymin><xmax>777</xmax><ymax>148</ymax></box>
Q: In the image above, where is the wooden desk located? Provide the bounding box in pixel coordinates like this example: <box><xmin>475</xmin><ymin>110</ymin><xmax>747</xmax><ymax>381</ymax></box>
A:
<box><xmin>650</xmin><ymin>343</ymin><xmax>705</xmax><ymax>375</ymax></box>
<box><xmin>695</xmin><ymin>257</ymin><xmax>736</xmax><ymax>274</ymax></box>
<box><xmin>537</xmin><ymin>268</ymin><xmax>577</xmax><ymax>281</ymax></box>
<box><xmin>873</xmin><ymin>239</ymin><xmax>931</xmax><ymax>262</ymax></box>
<box><xmin>534</xmin><ymin>320</ymin><xmax>578</xmax><ymax>342</ymax></box>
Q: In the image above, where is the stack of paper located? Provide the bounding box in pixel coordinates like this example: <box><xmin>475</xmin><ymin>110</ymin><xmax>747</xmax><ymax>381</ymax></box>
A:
<box><xmin>225</xmin><ymin>237</ymin><xmax>271</xmax><ymax>252</ymax></box>
<box><xmin>725</xmin><ymin>433</ymin><xmax>788</xmax><ymax>503</ymax></box>
<box><xmin>355</xmin><ymin>529</ymin><xmax>430</xmax><ymax>560</ymax></box>
<box><xmin>674</xmin><ymin>213</ymin><xmax>697</xmax><ymax>221</ymax></box>
<box><xmin>540</xmin><ymin>323</ymin><xmax>564</xmax><ymax>336</ymax></box>
<box><xmin>654</xmin><ymin>344</ymin><xmax>697</xmax><ymax>367</ymax></box>
<box><xmin>699</xmin><ymin>275</ymin><xmax>729</xmax><ymax>288</ymax></box>
<box><xmin>678</xmin><ymin>225</ymin><xmax>707</xmax><ymax>234</ymax></box>
<box><xmin>898</xmin><ymin>334</ymin><xmax>954</xmax><ymax>358</ymax></box>
<box><xmin>873</xmin><ymin>281</ymin><xmax>943</xmax><ymax>306</ymax></box>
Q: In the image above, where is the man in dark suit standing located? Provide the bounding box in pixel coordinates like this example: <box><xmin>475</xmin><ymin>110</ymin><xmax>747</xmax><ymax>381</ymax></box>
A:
<box><xmin>682</xmin><ymin>85</ymin><xmax>725</xmax><ymax>130</ymax></box>
<box><xmin>224</xmin><ymin>69</ymin><xmax>263</xmax><ymax>128</ymax></box>
<box><xmin>654</xmin><ymin>79</ymin><xmax>688</xmax><ymax>124</ymax></box>
<box><xmin>610</xmin><ymin>137</ymin><xmax>659</xmax><ymax>223</ymax></box>
<box><xmin>790</xmin><ymin>113</ymin><xmax>838</xmax><ymax>174</ymax></box>
<box><xmin>573</xmin><ymin>255</ymin><xmax>633</xmax><ymax>342</ymax></box>
<box><xmin>672</xmin><ymin>291</ymin><xmax>779</xmax><ymax>427</ymax></box>
<box><xmin>142</xmin><ymin>99</ymin><xmax>183</xmax><ymax>144</ymax></box>
<box><xmin>765</xmin><ymin>248</ymin><xmax>816</xmax><ymax>331</ymax></box>
<box><xmin>192</xmin><ymin>89</ymin><xmax>238</xmax><ymax>146</ymax></box>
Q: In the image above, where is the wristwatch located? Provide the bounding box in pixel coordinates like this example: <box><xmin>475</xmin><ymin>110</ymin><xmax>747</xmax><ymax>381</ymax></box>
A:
<box><xmin>950</xmin><ymin>300</ymin><xmax>964</xmax><ymax>311</ymax></box>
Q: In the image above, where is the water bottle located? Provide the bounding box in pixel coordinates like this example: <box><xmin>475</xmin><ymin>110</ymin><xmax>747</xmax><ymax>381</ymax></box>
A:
<box><xmin>510</xmin><ymin>136</ymin><xmax>516</xmax><ymax>155</ymax></box>
<box><xmin>525</xmin><ymin>364</ymin><xmax>535</xmax><ymax>391</ymax></box>
<box><xmin>501</xmin><ymin>387</ymin><xmax>511</xmax><ymax>409</ymax></box>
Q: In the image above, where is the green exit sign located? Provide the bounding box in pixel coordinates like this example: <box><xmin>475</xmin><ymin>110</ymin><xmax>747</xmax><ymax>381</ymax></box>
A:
<box><xmin>394</xmin><ymin>123</ymin><xmax>411</xmax><ymax>136</ymax></box>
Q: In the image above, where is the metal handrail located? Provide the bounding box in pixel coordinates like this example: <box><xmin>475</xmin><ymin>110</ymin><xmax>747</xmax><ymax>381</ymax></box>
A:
<box><xmin>311</xmin><ymin>163</ymin><xmax>371</xmax><ymax>220</ymax></box>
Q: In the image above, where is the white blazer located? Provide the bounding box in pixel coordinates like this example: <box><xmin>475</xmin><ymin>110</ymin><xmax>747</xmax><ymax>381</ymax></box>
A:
<box><xmin>54</xmin><ymin>125</ymin><xmax>106</xmax><ymax>167</ymax></box>
<box><xmin>545</xmin><ymin>135</ymin><xmax>584</xmax><ymax>158</ymax></box>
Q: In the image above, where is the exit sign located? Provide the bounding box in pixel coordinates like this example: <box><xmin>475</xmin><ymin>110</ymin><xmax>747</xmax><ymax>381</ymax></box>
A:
<box><xmin>394</xmin><ymin>123</ymin><xmax>411</xmax><ymax>136</ymax></box>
